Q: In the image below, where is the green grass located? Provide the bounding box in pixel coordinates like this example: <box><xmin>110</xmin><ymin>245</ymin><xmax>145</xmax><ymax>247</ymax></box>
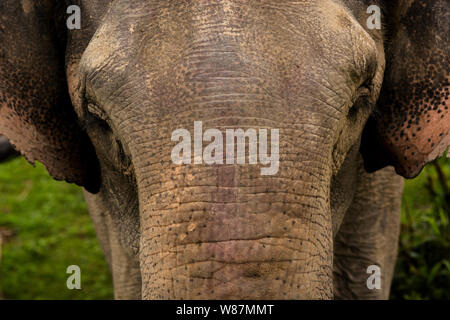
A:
<box><xmin>391</xmin><ymin>157</ymin><xmax>450</xmax><ymax>300</ymax></box>
<box><xmin>0</xmin><ymin>158</ymin><xmax>113</xmax><ymax>300</ymax></box>
<box><xmin>0</xmin><ymin>156</ymin><xmax>448</xmax><ymax>300</ymax></box>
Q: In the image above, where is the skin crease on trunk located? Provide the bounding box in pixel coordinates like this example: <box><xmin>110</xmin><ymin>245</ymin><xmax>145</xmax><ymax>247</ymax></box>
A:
<box><xmin>64</xmin><ymin>0</ymin><xmax>402</xmax><ymax>299</ymax></box>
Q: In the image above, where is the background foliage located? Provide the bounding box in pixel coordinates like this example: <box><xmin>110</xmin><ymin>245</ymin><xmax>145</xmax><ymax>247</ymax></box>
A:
<box><xmin>0</xmin><ymin>158</ymin><xmax>113</xmax><ymax>299</ymax></box>
<box><xmin>390</xmin><ymin>157</ymin><xmax>450</xmax><ymax>300</ymax></box>
<box><xmin>0</xmin><ymin>156</ymin><xmax>449</xmax><ymax>300</ymax></box>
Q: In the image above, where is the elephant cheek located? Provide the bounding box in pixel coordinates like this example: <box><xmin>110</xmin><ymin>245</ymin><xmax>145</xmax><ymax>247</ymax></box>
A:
<box><xmin>135</xmin><ymin>160</ymin><xmax>334</xmax><ymax>299</ymax></box>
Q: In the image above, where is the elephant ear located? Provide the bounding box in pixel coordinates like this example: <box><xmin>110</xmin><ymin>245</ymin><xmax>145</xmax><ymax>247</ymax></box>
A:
<box><xmin>361</xmin><ymin>0</ymin><xmax>449</xmax><ymax>178</ymax></box>
<box><xmin>0</xmin><ymin>1</ymin><xmax>100</xmax><ymax>192</ymax></box>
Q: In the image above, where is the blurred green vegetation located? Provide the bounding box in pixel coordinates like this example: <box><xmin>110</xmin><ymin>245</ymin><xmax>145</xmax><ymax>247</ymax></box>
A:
<box><xmin>391</xmin><ymin>157</ymin><xmax>450</xmax><ymax>300</ymax></box>
<box><xmin>0</xmin><ymin>156</ymin><xmax>448</xmax><ymax>300</ymax></box>
<box><xmin>0</xmin><ymin>158</ymin><xmax>113</xmax><ymax>300</ymax></box>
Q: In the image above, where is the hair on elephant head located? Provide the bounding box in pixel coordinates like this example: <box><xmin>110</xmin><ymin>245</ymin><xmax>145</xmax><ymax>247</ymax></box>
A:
<box><xmin>0</xmin><ymin>0</ymin><xmax>448</xmax><ymax>299</ymax></box>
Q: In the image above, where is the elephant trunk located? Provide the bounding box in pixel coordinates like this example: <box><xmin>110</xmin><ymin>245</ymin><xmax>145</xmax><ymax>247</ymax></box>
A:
<box><xmin>132</xmin><ymin>117</ymin><xmax>334</xmax><ymax>299</ymax></box>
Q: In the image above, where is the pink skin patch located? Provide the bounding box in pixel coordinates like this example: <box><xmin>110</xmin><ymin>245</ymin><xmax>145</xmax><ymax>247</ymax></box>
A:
<box><xmin>386</xmin><ymin>85</ymin><xmax>449</xmax><ymax>178</ymax></box>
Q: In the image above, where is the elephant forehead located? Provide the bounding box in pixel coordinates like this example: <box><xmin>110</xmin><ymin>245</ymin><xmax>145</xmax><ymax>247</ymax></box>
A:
<box><xmin>78</xmin><ymin>0</ymin><xmax>378</xmax><ymax>111</ymax></box>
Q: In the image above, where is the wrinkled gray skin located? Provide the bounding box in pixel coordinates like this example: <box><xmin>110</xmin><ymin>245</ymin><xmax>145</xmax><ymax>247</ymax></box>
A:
<box><xmin>1</xmin><ymin>0</ymin><xmax>448</xmax><ymax>300</ymax></box>
<box><xmin>74</xmin><ymin>0</ymin><xmax>403</xmax><ymax>299</ymax></box>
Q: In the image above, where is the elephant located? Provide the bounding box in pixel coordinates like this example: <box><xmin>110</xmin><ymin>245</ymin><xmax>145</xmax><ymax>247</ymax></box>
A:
<box><xmin>0</xmin><ymin>0</ymin><xmax>448</xmax><ymax>300</ymax></box>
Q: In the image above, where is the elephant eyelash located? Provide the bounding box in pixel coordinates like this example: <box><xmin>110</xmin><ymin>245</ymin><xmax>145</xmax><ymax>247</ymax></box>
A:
<box><xmin>358</xmin><ymin>78</ymin><xmax>374</xmax><ymax>95</ymax></box>
<box><xmin>79</xmin><ymin>109</ymin><xmax>112</xmax><ymax>134</ymax></box>
<box><xmin>86</xmin><ymin>102</ymin><xmax>109</xmax><ymax>122</ymax></box>
<box><xmin>78</xmin><ymin>99</ymin><xmax>112</xmax><ymax>131</ymax></box>
<box><xmin>357</xmin><ymin>85</ymin><xmax>371</xmax><ymax>98</ymax></box>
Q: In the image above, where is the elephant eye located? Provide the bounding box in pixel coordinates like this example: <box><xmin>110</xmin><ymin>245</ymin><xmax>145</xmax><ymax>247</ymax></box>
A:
<box><xmin>353</xmin><ymin>79</ymin><xmax>373</xmax><ymax>106</ymax></box>
<box><xmin>81</xmin><ymin>102</ymin><xmax>133</xmax><ymax>175</ymax></box>
<box><xmin>357</xmin><ymin>78</ymin><xmax>373</xmax><ymax>97</ymax></box>
<box><xmin>81</xmin><ymin>102</ymin><xmax>112</xmax><ymax>133</ymax></box>
<box><xmin>347</xmin><ymin>81</ymin><xmax>374</xmax><ymax>122</ymax></box>
<box><xmin>87</xmin><ymin>102</ymin><xmax>109</xmax><ymax>122</ymax></box>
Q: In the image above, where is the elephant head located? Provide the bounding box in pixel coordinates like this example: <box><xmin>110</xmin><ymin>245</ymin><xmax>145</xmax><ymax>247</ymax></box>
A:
<box><xmin>0</xmin><ymin>0</ymin><xmax>448</xmax><ymax>299</ymax></box>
